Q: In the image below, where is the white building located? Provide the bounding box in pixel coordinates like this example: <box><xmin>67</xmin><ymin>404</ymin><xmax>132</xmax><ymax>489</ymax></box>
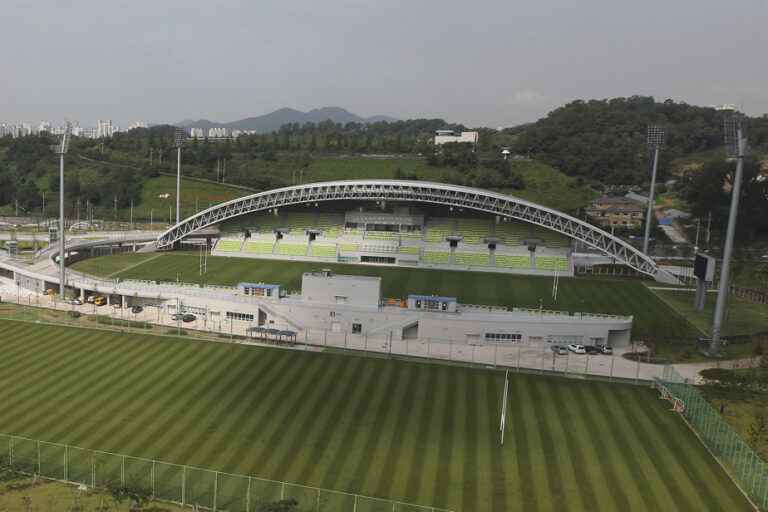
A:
<box><xmin>189</xmin><ymin>128</ymin><xmax>204</xmax><ymax>138</ymax></box>
<box><xmin>127</xmin><ymin>121</ymin><xmax>148</xmax><ymax>131</ymax></box>
<box><xmin>96</xmin><ymin>120</ymin><xmax>116</xmax><ymax>138</ymax></box>
<box><xmin>208</xmin><ymin>127</ymin><xmax>228</xmax><ymax>138</ymax></box>
<box><xmin>434</xmin><ymin>130</ymin><xmax>479</xmax><ymax>146</ymax></box>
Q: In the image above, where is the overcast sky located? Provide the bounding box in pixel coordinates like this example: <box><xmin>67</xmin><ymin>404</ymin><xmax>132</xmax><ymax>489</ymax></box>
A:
<box><xmin>2</xmin><ymin>0</ymin><xmax>766</xmax><ymax>128</ymax></box>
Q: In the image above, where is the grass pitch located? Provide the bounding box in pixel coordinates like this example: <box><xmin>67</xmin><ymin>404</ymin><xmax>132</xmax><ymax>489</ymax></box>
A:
<box><xmin>73</xmin><ymin>253</ymin><xmax>700</xmax><ymax>357</ymax></box>
<box><xmin>0</xmin><ymin>319</ymin><xmax>751</xmax><ymax>511</ymax></box>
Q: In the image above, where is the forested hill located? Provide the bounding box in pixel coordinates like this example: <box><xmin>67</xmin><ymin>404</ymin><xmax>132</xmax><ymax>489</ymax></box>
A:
<box><xmin>507</xmin><ymin>96</ymin><xmax>768</xmax><ymax>184</ymax></box>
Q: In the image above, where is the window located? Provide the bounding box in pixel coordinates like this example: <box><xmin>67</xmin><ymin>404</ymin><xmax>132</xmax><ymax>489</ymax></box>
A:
<box><xmin>226</xmin><ymin>312</ymin><xmax>254</xmax><ymax>321</ymax></box>
<box><xmin>484</xmin><ymin>333</ymin><xmax>522</xmax><ymax>343</ymax></box>
<box><xmin>352</xmin><ymin>323</ymin><xmax>362</xmax><ymax>333</ymax></box>
<box><xmin>547</xmin><ymin>335</ymin><xmax>583</xmax><ymax>344</ymax></box>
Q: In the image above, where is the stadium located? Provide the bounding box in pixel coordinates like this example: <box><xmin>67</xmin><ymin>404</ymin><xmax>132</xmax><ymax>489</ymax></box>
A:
<box><xmin>0</xmin><ymin>180</ymin><xmax>763</xmax><ymax>511</ymax></box>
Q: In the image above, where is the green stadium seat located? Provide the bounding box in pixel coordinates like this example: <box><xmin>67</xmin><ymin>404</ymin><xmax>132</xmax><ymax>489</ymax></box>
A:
<box><xmin>216</xmin><ymin>239</ymin><xmax>243</xmax><ymax>252</ymax></box>
<box><xmin>423</xmin><ymin>251</ymin><xmax>450</xmax><ymax>264</ymax></box>
<box><xmin>454</xmin><ymin>252</ymin><xmax>490</xmax><ymax>266</ymax></box>
<box><xmin>495</xmin><ymin>254</ymin><xmax>532</xmax><ymax>269</ymax></box>
<box><xmin>276</xmin><ymin>243</ymin><xmax>309</xmax><ymax>256</ymax></box>
<box><xmin>340</xmin><ymin>243</ymin><xmax>360</xmax><ymax>252</ymax></box>
<box><xmin>309</xmin><ymin>244</ymin><xmax>337</xmax><ymax>258</ymax></box>
<box><xmin>399</xmin><ymin>246</ymin><xmax>420</xmax><ymax>255</ymax></box>
<box><xmin>243</xmin><ymin>241</ymin><xmax>275</xmax><ymax>254</ymax></box>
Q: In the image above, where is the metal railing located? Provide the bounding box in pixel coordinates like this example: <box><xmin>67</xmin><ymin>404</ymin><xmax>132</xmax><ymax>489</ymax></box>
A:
<box><xmin>0</xmin><ymin>433</ymin><xmax>452</xmax><ymax>512</ymax></box>
<box><xmin>655</xmin><ymin>365</ymin><xmax>768</xmax><ymax>510</ymax></box>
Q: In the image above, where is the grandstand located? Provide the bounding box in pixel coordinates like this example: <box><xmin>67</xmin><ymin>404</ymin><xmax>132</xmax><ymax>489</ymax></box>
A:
<box><xmin>212</xmin><ymin>205</ymin><xmax>573</xmax><ymax>276</ymax></box>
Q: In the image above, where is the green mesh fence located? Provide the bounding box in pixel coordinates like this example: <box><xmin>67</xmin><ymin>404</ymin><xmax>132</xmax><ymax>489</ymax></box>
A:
<box><xmin>658</xmin><ymin>365</ymin><xmax>768</xmax><ymax>510</ymax></box>
<box><xmin>0</xmin><ymin>434</ymin><xmax>451</xmax><ymax>511</ymax></box>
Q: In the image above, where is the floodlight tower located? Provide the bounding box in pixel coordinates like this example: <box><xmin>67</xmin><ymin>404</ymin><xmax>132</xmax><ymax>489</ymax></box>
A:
<box><xmin>711</xmin><ymin>115</ymin><xmax>747</xmax><ymax>355</ymax></box>
<box><xmin>174</xmin><ymin>128</ymin><xmax>186</xmax><ymax>225</ymax></box>
<box><xmin>643</xmin><ymin>125</ymin><xmax>665</xmax><ymax>255</ymax></box>
<box><xmin>53</xmin><ymin>123</ymin><xmax>72</xmax><ymax>297</ymax></box>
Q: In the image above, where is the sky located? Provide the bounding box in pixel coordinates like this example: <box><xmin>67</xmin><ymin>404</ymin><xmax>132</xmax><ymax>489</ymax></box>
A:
<box><xmin>2</xmin><ymin>0</ymin><xmax>767</xmax><ymax>128</ymax></box>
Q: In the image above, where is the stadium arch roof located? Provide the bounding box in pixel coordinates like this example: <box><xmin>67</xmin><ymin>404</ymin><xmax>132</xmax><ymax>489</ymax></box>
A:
<box><xmin>157</xmin><ymin>180</ymin><xmax>677</xmax><ymax>283</ymax></box>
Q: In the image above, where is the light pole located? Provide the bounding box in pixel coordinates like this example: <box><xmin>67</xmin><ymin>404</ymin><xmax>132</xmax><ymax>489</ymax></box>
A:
<box><xmin>643</xmin><ymin>125</ymin><xmax>664</xmax><ymax>255</ymax></box>
<box><xmin>174</xmin><ymin>128</ymin><xmax>186</xmax><ymax>225</ymax></box>
<box><xmin>711</xmin><ymin>115</ymin><xmax>747</xmax><ymax>355</ymax></box>
<box><xmin>52</xmin><ymin>123</ymin><xmax>71</xmax><ymax>298</ymax></box>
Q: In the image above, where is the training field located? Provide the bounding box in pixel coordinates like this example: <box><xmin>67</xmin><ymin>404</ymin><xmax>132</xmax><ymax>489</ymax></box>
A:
<box><xmin>73</xmin><ymin>253</ymin><xmax>699</xmax><ymax>346</ymax></box>
<box><xmin>0</xmin><ymin>319</ymin><xmax>750</xmax><ymax>511</ymax></box>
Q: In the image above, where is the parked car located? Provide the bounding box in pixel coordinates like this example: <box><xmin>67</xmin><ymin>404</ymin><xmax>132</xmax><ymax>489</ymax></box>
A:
<box><xmin>567</xmin><ymin>344</ymin><xmax>586</xmax><ymax>354</ymax></box>
<box><xmin>600</xmin><ymin>345</ymin><xmax>613</xmax><ymax>355</ymax></box>
<box><xmin>182</xmin><ymin>314</ymin><xmax>197</xmax><ymax>323</ymax></box>
<box><xmin>584</xmin><ymin>345</ymin><xmax>601</xmax><ymax>355</ymax></box>
<box><xmin>131</xmin><ymin>305</ymin><xmax>143</xmax><ymax>314</ymax></box>
<box><xmin>550</xmin><ymin>345</ymin><xmax>568</xmax><ymax>355</ymax></box>
<box><xmin>171</xmin><ymin>313</ymin><xmax>183</xmax><ymax>321</ymax></box>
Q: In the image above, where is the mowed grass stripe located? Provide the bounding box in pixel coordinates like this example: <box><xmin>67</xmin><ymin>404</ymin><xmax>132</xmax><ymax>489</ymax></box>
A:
<box><xmin>540</xmin><ymin>379</ymin><xmax>597</xmax><ymax>511</ymax></box>
<box><xmin>246</xmin><ymin>354</ymin><xmax>338</xmax><ymax>479</ymax></box>
<box><xmin>597</xmin><ymin>386</ymin><xmax>701</xmax><ymax>511</ymax></box>
<box><xmin>264</xmin><ymin>355</ymin><xmax>352</xmax><ymax>480</ymax></box>
<box><xmin>509</xmin><ymin>376</ymin><xmax>541</xmax><ymax>511</ymax></box>
<box><xmin>412</xmin><ymin>365</ymin><xmax>450</xmax><ymax>507</ymax></box>
<box><xmin>0</xmin><ymin>325</ymin><xmax>94</xmax><ymax>393</ymax></box>
<box><xmin>214</xmin><ymin>351</ymin><xmax>302</xmax><ymax>475</ymax></box>
<box><xmin>525</xmin><ymin>376</ymin><xmax>570</xmax><ymax>511</ymax></box>
<box><xmin>0</xmin><ymin>329</ymin><xmax>127</xmax><ymax>436</ymax></box>
<box><xmin>400</xmin><ymin>371</ymin><xmax>437</xmax><ymax>503</ymax></box>
<box><xmin>198</xmin><ymin>350</ymin><xmax>297</xmax><ymax>475</ymax></box>
<box><xmin>157</xmin><ymin>345</ymin><xmax>272</xmax><ymax>466</ymax></box>
<box><xmin>285</xmin><ymin>356</ymin><xmax>367</xmax><ymax>484</ymax></box>
<box><xmin>65</xmin><ymin>340</ymin><xmax>207</xmax><ymax>451</ymax></box>
<box><xmin>562</xmin><ymin>384</ymin><xmax>631</xmax><ymax>511</ymax></box>
<box><xmin>17</xmin><ymin>336</ymin><xmax>167</xmax><ymax>444</ymax></box>
<box><xmin>483</xmin><ymin>373</ymin><xmax>508</xmax><ymax>512</ymax></box>
<box><xmin>367</xmin><ymin>362</ymin><xmax>422</xmax><ymax>501</ymax></box>
<box><xmin>218</xmin><ymin>351</ymin><xmax>316</xmax><ymax>478</ymax></box>
<box><xmin>630</xmin><ymin>389</ymin><xmax>751</xmax><ymax>510</ymax></box>
<box><xmin>432</xmin><ymin>366</ymin><xmax>459</xmax><ymax>509</ymax></box>
<box><xmin>460</xmin><ymin>370</ymin><xmax>476</xmax><ymax>510</ymax></box>
<box><xmin>315</xmin><ymin>359</ymin><xmax>388</xmax><ymax>491</ymax></box>
<box><xmin>121</xmin><ymin>343</ymin><xmax>253</xmax><ymax>463</ymax></box>
<box><xmin>587</xmin><ymin>386</ymin><xmax>670</xmax><ymax>510</ymax></box>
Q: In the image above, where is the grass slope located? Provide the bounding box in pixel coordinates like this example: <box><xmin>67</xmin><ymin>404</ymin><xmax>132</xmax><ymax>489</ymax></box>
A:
<box><xmin>0</xmin><ymin>319</ymin><xmax>751</xmax><ymax>512</ymax></box>
<box><xmin>73</xmin><ymin>254</ymin><xmax>699</xmax><ymax>352</ymax></box>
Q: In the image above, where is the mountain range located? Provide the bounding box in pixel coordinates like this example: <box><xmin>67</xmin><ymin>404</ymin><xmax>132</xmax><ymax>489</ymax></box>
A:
<box><xmin>176</xmin><ymin>107</ymin><xmax>398</xmax><ymax>133</ymax></box>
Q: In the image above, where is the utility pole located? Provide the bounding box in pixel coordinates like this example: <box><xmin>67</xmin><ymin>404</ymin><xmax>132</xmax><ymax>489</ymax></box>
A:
<box><xmin>174</xmin><ymin>128</ymin><xmax>186</xmax><ymax>225</ymax></box>
<box><xmin>643</xmin><ymin>125</ymin><xmax>664</xmax><ymax>255</ymax></box>
<box><xmin>53</xmin><ymin>123</ymin><xmax>71</xmax><ymax>297</ymax></box>
<box><xmin>711</xmin><ymin>115</ymin><xmax>747</xmax><ymax>355</ymax></box>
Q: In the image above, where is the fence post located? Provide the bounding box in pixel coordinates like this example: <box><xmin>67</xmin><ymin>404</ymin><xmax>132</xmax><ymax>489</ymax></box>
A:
<box><xmin>64</xmin><ymin>445</ymin><xmax>68</xmax><ymax>481</ymax></box>
<box><xmin>354</xmin><ymin>494</ymin><xmax>358</xmax><ymax>512</ymax></box>
<box><xmin>121</xmin><ymin>455</ymin><xmax>126</xmax><ymax>487</ymax></box>
<box><xmin>281</xmin><ymin>481</ymin><xmax>285</xmax><ymax>500</ymax></box>
<box><xmin>9</xmin><ymin>436</ymin><xmax>13</xmax><ymax>468</ymax></box>
<box><xmin>37</xmin><ymin>440</ymin><xmax>41</xmax><ymax>475</ymax></box>
<box><xmin>152</xmin><ymin>460</ymin><xmax>156</xmax><ymax>498</ymax></box>
<box><xmin>91</xmin><ymin>453</ymin><xmax>95</xmax><ymax>488</ymax></box>
<box><xmin>182</xmin><ymin>466</ymin><xmax>187</xmax><ymax>506</ymax></box>
<box><xmin>316</xmin><ymin>488</ymin><xmax>321</xmax><ymax>512</ymax></box>
<box><xmin>246</xmin><ymin>476</ymin><xmax>252</xmax><ymax>512</ymax></box>
<box><xmin>213</xmin><ymin>471</ymin><xmax>218</xmax><ymax>512</ymax></box>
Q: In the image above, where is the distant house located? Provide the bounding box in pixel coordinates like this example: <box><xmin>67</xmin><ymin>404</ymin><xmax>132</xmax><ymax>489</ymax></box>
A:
<box><xmin>434</xmin><ymin>130</ymin><xmax>479</xmax><ymax>146</ymax></box>
<box><xmin>586</xmin><ymin>196</ymin><xmax>645</xmax><ymax>229</ymax></box>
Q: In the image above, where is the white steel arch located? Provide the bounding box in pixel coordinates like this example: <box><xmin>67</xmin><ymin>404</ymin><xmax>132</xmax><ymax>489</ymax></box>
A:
<box><xmin>157</xmin><ymin>180</ymin><xmax>677</xmax><ymax>283</ymax></box>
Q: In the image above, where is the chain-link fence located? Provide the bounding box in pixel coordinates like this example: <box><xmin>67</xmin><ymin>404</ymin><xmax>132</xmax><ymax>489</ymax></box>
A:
<box><xmin>0</xmin><ymin>434</ymin><xmax>451</xmax><ymax>512</ymax></box>
<box><xmin>656</xmin><ymin>366</ymin><xmax>768</xmax><ymax>510</ymax></box>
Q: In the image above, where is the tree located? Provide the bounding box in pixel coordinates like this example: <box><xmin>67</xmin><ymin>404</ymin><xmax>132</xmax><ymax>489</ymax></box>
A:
<box><xmin>748</xmin><ymin>413</ymin><xmax>768</xmax><ymax>449</ymax></box>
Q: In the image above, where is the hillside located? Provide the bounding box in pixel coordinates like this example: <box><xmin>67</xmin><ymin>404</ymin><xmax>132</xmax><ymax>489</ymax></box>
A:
<box><xmin>178</xmin><ymin>107</ymin><xmax>398</xmax><ymax>133</ymax></box>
